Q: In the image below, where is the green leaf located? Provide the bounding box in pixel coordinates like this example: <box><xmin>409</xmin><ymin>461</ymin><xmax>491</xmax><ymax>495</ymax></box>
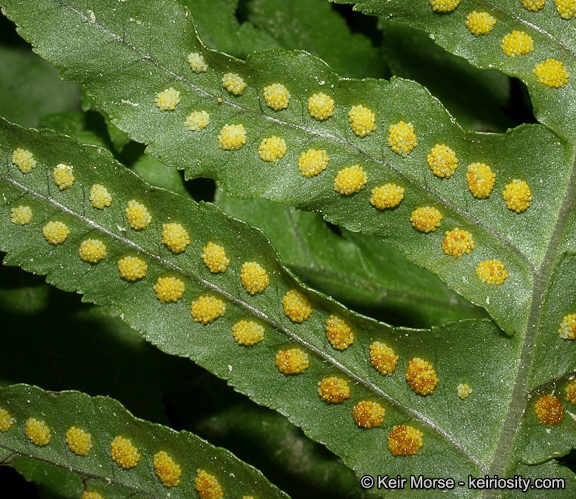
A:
<box><xmin>243</xmin><ymin>0</ymin><xmax>386</xmax><ymax>79</ymax></box>
<box><xmin>215</xmin><ymin>191</ymin><xmax>486</xmax><ymax>328</ymax></box>
<box><xmin>1</xmin><ymin>0</ymin><xmax>566</xmax><ymax>332</ymax></box>
<box><xmin>334</xmin><ymin>0</ymin><xmax>576</xmax><ymax>139</ymax></box>
<box><xmin>2</xmin><ymin>116</ymin><xmax>575</xmax><ymax>494</ymax></box>
<box><xmin>38</xmin><ymin>109</ymin><xmax>191</xmax><ymax>197</ymax></box>
<box><xmin>0</xmin><ymin>43</ymin><xmax>80</xmax><ymax>128</ymax></box>
<box><xmin>3</xmin><ymin>1</ymin><xmax>576</xmax><ymax>495</ymax></box>
<box><xmin>130</xmin><ymin>152</ymin><xmax>190</xmax><ymax>198</ymax></box>
<box><xmin>181</xmin><ymin>0</ymin><xmax>385</xmax><ymax>79</ymax></box>
<box><xmin>195</xmin><ymin>404</ymin><xmax>371</xmax><ymax>499</ymax></box>
<box><xmin>378</xmin><ymin>20</ymin><xmax>515</xmax><ymax>132</ymax></box>
<box><xmin>0</xmin><ymin>264</ymin><xmax>50</xmax><ymax>317</ymax></box>
<box><xmin>0</xmin><ymin>384</ymin><xmax>289</xmax><ymax>498</ymax></box>
<box><xmin>0</xmin><ymin>275</ymin><xmax>169</xmax><ymax>425</ymax></box>
<box><xmin>38</xmin><ymin>111</ymin><xmax>111</xmax><ymax>149</ymax></box>
<box><xmin>13</xmin><ymin>458</ymin><xmax>84</xmax><ymax>499</ymax></box>
<box><xmin>0</xmin><ymin>264</ymin><xmax>330</xmax><ymax>498</ymax></box>
<box><xmin>179</xmin><ymin>0</ymin><xmax>280</xmax><ymax>60</ymax></box>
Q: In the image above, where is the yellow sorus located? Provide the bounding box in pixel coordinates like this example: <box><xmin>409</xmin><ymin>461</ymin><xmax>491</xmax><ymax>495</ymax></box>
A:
<box><xmin>43</xmin><ymin>221</ymin><xmax>70</xmax><ymax>245</ymax></box>
<box><xmin>457</xmin><ymin>383</ymin><xmax>473</xmax><ymax>400</ymax></box>
<box><xmin>10</xmin><ymin>205</ymin><xmax>32</xmax><ymax>225</ymax></box>
<box><xmin>153</xmin><ymin>451</ymin><xmax>182</xmax><ymax>488</ymax></box>
<box><xmin>352</xmin><ymin>401</ymin><xmax>385</xmax><ymax>429</ymax></box>
<box><xmin>194</xmin><ymin>470</ymin><xmax>224</xmax><ymax>499</ymax></box>
<box><xmin>190</xmin><ymin>295</ymin><xmax>226</xmax><ymax>324</ymax></box>
<box><xmin>263</xmin><ymin>83</ymin><xmax>291</xmax><ymax>110</ymax></box>
<box><xmin>307</xmin><ymin>92</ymin><xmax>335</xmax><ymax>120</ymax></box>
<box><xmin>325</xmin><ymin>315</ymin><xmax>355</xmax><ymax>350</ymax></box>
<box><xmin>565</xmin><ymin>379</ymin><xmax>576</xmax><ymax>405</ymax></box>
<box><xmin>348</xmin><ymin>105</ymin><xmax>377</xmax><ymax>137</ymax></box>
<box><xmin>185</xmin><ymin>110</ymin><xmax>210</xmax><ymax>131</ymax></box>
<box><xmin>240</xmin><ymin>261</ymin><xmax>270</xmax><ymax>294</ymax></box>
<box><xmin>89</xmin><ymin>184</ymin><xmax>112</xmax><ymax>209</ymax></box>
<box><xmin>465</xmin><ymin>11</ymin><xmax>497</xmax><ymax>36</ymax></box>
<box><xmin>81</xmin><ymin>492</ymin><xmax>103</xmax><ymax>499</ymax></box>
<box><xmin>388</xmin><ymin>121</ymin><xmax>417</xmax><ymax>156</ymax></box>
<box><xmin>118</xmin><ymin>256</ymin><xmax>147</xmax><ymax>281</ymax></box>
<box><xmin>405</xmin><ymin>358</ymin><xmax>439</xmax><ymax>395</ymax></box>
<box><xmin>535</xmin><ymin>394</ymin><xmax>564</xmax><ymax>425</ymax></box>
<box><xmin>188</xmin><ymin>52</ymin><xmax>208</xmax><ymax>73</ymax></box>
<box><xmin>79</xmin><ymin>239</ymin><xmax>108</xmax><ymax>263</ymax></box>
<box><xmin>222</xmin><ymin>73</ymin><xmax>247</xmax><ymax>95</ymax></box>
<box><xmin>427</xmin><ymin>144</ymin><xmax>459</xmax><ymax>178</ymax></box>
<box><xmin>52</xmin><ymin>164</ymin><xmax>75</xmax><ymax>190</ymax></box>
<box><xmin>218</xmin><ymin>124</ymin><xmax>247</xmax><ymax>150</ymax></box>
<box><xmin>201</xmin><ymin>242</ymin><xmax>230</xmax><ymax>273</ymax></box>
<box><xmin>558</xmin><ymin>314</ymin><xmax>576</xmax><ymax>340</ymax></box>
<box><xmin>370</xmin><ymin>184</ymin><xmax>405</xmax><ymax>210</ymax></box>
<box><xmin>232</xmin><ymin>320</ymin><xmax>265</xmax><ymax>346</ymax></box>
<box><xmin>503</xmin><ymin>179</ymin><xmax>532</xmax><ymax>213</ymax></box>
<box><xmin>153</xmin><ymin>277</ymin><xmax>185</xmax><ymax>303</ymax></box>
<box><xmin>0</xmin><ymin>407</ymin><xmax>13</xmax><ymax>432</ymax></box>
<box><xmin>521</xmin><ymin>0</ymin><xmax>546</xmax><ymax>11</ymax></box>
<box><xmin>12</xmin><ymin>148</ymin><xmax>37</xmax><ymax>173</ymax></box>
<box><xmin>110</xmin><ymin>436</ymin><xmax>141</xmax><ymax>469</ymax></box>
<box><xmin>369</xmin><ymin>342</ymin><xmax>399</xmax><ymax>376</ymax></box>
<box><xmin>275</xmin><ymin>348</ymin><xmax>309</xmax><ymax>374</ymax></box>
<box><xmin>556</xmin><ymin>0</ymin><xmax>576</xmax><ymax>18</ymax></box>
<box><xmin>258</xmin><ymin>136</ymin><xmax>287</xmax><ymax>162</ymax></box>
<box><xmin>317</xmin><ymin>377</ymin><xmax>351</xmax><ymax>404</ymax></box>
<box><xmin>533</xmin><ymin>58</ymin><xmax>570</xmax><ymax>88</ymax></box>
<box><xmin>162</xmin><ymin>223</ymin><xmax>191</xmax><ymax>254</ymax></box>
<box><xmin>25</xmin><ymin>418</ymin><xmax>51</xmax><ymax>446</ymax></box>
<box><xmin>387</xmin><ymin>425</ymin><xmax>424</xmax><ymax>456</ymax></box>
<box><xmin>466</xmin><ymin>163</ymin><xmax>496</xmax><ymax>199</ymax></box>
<box><xmin>282</xmin><ymin>289</ymin><xmax>313</xmax><ymax>323</ymax></box>
<box><xmin>125</xmin><ymin>200</ymin><xmax>152</xmax><ymax>230</ymax></box>
<box><xmin>333</xmin><ymin>165</ymin><xmax>368</xmax><ymax>195</ymax></box>
<box><xmin>501</xmin><ymin>31</ymin><xmax>534</xmax><ymax>57</ymax></box>
<box><xmin>429</xmin><ymin>0</ymin><xmax>460</xmax><ymax>12</ymax></box>
<box><xmin>441</xmin><ymin>228</ymin><xmax>475</xmax><ymax>259</ymax></box>
<box><xmin>476</xmin><ymin>259</ymin><xmax>509</xmax><ymax>285</ymax></box>
<box><xmin>155</xmin><ymin>87</ymin><xmax>181</xmax><ymax>111</ymax></box>
<box><xmin>410</xmin><ymin>206</ymin><xmax>443</xmax><ymax>233</ymax></box>
<box><xmin>65</xmin><ymin>427</ymin><xmax>93</xmax><ymax>456</ymax></box>
<box><xmin>298</xmin><ymin>148</ymin><xmax>329</xmax><ymax>178</ymax></box>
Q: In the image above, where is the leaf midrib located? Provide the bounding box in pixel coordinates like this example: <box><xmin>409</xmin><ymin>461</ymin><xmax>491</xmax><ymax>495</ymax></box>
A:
<box><xmin>0</xmin><ymin>443</ymin><xmax>155</xmax><ymax>497</ymax></box>
<box><xmin>16</xmin><ymin>0</ymin><xmax>570</xmax><ymax>477</ymax></box>
<box><xmin>1</xmin><ymin>144</ymin><xmax>485</xmax><ymax>471</ymax></box>
<box><xmin>52</xmin><ymin>0</ymin><xmax>534</xmax><ymax>272</ymax></box>
<box><xmin>485</xmin><ymin>0</ymin><xmax>576</xmax><ymax>59</ymax></box>
<box><xmin>488</xmin><ymin>148</ymin><xmax>576</xmax><ymax>480</ymax></box>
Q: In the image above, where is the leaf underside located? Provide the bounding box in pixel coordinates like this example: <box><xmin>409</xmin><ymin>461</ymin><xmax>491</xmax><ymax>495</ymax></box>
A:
<box><xmin>0</xmin><ymin>384</ymin><xmax>289</xmax><ymax>498</ymax></box>
<box><xmin>0</xmin><ymin>117</ymin><xmax>523</xmax><ymax>493</ymax></box>
<box><xmin>0</xmin><ymin>0</ymin><xmax>576</xmax><ymax>496</ymax></box>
